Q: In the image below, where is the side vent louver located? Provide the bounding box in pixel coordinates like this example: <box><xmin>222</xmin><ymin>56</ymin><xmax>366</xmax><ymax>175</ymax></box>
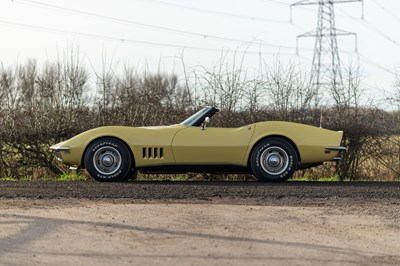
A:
<box><xmin>142</xmin><ymin>147</ymin><xmax>164</xmax><ymax>159</ymax></box>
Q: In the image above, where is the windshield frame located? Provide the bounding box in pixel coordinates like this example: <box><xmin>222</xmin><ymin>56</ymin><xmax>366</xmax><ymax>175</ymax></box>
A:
<box><xmin>180</xmin><ymin>106</ymin><xmax>219</xmax><ymax>126</ymax></box>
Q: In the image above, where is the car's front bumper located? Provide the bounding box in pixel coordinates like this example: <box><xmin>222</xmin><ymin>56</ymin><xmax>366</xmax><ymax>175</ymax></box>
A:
<box><xmin>50</xmin><ymin>146</ymin><xmax>70</xmax><ymax>162</ymax></box>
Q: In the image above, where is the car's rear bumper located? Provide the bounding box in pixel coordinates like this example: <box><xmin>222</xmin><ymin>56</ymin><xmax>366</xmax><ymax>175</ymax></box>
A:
<box><xmin>325</xmin><ymin>146</ymin><xmax>347</xmax><ymax>151</ymax></box>
<box><xmin>325</xmin><ymin>146</ymin><xmax>346</xmax><ymax>161</ymax></box>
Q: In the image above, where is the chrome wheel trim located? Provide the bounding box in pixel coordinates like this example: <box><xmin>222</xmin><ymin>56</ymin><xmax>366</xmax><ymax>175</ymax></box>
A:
<box><xmin>93</xmin><ymin>146</ymin><xmax>122</xmax><ymax>176</ymax></box>
<box><xmin>260</xmin><ymin>146</ymin><xmax>289</xmax><ymax>176</ymax></box>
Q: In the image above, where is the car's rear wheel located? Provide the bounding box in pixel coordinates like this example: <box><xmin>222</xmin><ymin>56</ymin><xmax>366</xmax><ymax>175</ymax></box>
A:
<box><xmin>84</xmin><ymin>138</ymin><xmax>133</xmax><ymax>182</ymax></box>
<box><xmin>250</xmin><ymin>138</ymin><xmax>298</xmax><ymax>182</ymax></box>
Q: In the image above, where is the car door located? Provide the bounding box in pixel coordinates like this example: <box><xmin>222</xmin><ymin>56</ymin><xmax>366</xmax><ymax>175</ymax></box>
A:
<box><xmin>171</xmin><ymin>125</ymin><xmax>255</xmax><ymax>165</ymax></box>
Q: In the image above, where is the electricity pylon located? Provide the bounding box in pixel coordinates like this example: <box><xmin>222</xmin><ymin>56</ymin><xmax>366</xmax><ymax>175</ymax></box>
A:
<box><xmin>291</xmin><ymin>0</ymin><xmax>363</xmax><ymax>105</ymax></box>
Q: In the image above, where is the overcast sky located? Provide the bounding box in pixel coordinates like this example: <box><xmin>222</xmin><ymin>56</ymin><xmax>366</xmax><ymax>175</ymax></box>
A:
<box><xmin>1</xmin><ymin>0</ymin><xmax>399</xmax><ymax>105</ymax></box>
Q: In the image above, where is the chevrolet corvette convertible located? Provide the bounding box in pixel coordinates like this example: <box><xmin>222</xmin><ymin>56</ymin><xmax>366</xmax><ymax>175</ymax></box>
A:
<box><xmin>50</xmin><ymin>106</ymin><xmax>345</xmax><ymax>182</ymax></box>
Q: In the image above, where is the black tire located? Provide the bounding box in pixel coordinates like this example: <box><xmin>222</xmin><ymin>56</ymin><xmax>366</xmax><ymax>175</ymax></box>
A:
<box><xmin>84</xmin><ymin>137</ymin><xmax>133</xmax><ymax>182</ymax></box>
<box><xmin>122</xmin><ymin>167</ymin><xmax>138</xmax><ymax>181</ymax></box>
<box><xmin>250</xmin><ymin>138</ymin><xmax>298</xmax><ymax>182</ymax></box>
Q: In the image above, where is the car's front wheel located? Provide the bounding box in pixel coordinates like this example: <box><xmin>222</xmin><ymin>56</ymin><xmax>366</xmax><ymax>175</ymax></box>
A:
<box><xmin>84</xmin><ymin>138</ymin><xmax>133</xmax><ymax>182</ymax></box>
<box><xmin>250</xmin><ymin>138</ymin><xmax>298</xmax><ymax>182</ymax></box>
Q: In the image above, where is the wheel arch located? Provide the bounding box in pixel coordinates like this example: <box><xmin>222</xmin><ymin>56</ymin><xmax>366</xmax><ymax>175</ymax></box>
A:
<box><xmin>246</xmin><ymin>135</ymin><xmax>301</xmax><ymax>167</ymax></box>
<box><xmin>81</xmin><ymin>136</ymin><xmax>135</xmax><ymax>169</ymax></box>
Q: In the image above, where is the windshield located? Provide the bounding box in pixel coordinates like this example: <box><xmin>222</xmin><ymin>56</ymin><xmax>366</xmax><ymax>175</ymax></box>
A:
<box><xmin>180</xmin><ymin>107</ymin><xmax>210</xmax><ymax>126</ymax></box>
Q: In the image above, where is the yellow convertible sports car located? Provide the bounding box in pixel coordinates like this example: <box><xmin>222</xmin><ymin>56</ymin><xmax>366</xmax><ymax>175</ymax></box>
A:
<box><xmin>50</xmin><ymin>106</ymin><xmax>345</xmax><ymax>182</ymax></box>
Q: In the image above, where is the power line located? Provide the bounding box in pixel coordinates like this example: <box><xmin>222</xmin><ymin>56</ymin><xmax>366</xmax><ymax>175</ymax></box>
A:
<box><xmin>7</xmin><ymin>1</ymin><xmax>392</xmax><ymax>76</ymax></box>
<box><xmin>1</xmin><ymin>18</ymin><xmax>391</xmax><ymax>78</ymax></box>
<box><xmin>257</xmin><ymin>0</ymin><xmax>289</xmax><ymax>6</ymax></box>
<box><xmin>0</xmin><ymin>19</ymin><xmax>237</xmax><ymax>52</ymax></box>
<box><xmin>358</xmin><ymin>55</ymin><xmax>396</xmax><ymax>75</ymax></box>
<box><xmin>370</xmin><ymin>0</ymin><xmax>400</xmax><ymax>24</ymax></box>
<box><xmin>14</xmin><ymin>0</ymin><xmax>302</xmax><ymax>50</ymax></box>
<box><xmin>0</xmin><ymin>18</ymin><xmax>302</xmax><ymax>56</ymax></box>
<box><xmin>133</xmin><ymin>0</ymin><xmax>292</xmax><ymax>24</ymax></box>
<box><xmin>340</xmin><ymin>50</ymin><xmax>396</xmax><ymax>75</ymax></box>
<box><xmin>139</xmin><ymin>0</ymin><xmax>306</xmax><ymax>31</ymax></box>
<box><xmin>336</xmin><ymin>7</ymin><xmax>400</xmax><ymax>47</ymax></box>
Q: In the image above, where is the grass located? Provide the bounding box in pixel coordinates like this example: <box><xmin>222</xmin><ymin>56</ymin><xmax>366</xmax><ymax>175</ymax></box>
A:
<box><xmin>291</xmin><ymin>175</ymin><xmax>341</xmax><ymax>182</ymax></box>
<box><xmin>56</xmin><ymin>173</ymin><xmax>88</xmax><ymax>181</ymax></box>
<box><xmin>0</xmin><ymin>173</ymin><xmax>88</xmax><ymax>181</ymax></box>
<box><xmin>0</xmin><ymin>173</ymin><xmax>397</xmax><ymax>182</ymax></box>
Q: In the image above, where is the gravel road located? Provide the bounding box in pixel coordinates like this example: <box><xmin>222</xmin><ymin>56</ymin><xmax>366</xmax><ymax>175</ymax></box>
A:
<box><xmin>0</xmin><ymin>181</ymin><xmax>399</xmax><ymax>266</ymax></box>
<box><xmin>1</xmin><ymin>180</ymin><xmax>400</xmax><ymax>202</ymax></box>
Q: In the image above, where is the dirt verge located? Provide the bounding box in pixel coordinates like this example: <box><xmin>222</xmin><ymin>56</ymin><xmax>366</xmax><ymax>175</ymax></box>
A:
<box><xmin>0</xmin><ymin>181</ymin><xmax>399</xmax><ymax>265</ymax></box>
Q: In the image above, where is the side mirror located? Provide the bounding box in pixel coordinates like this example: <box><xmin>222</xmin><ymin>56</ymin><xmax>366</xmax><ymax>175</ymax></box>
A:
<box><xmin>201</xmin><ymin>117</ymin><xmax>210</xmax><ymax>130</ymax></box>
